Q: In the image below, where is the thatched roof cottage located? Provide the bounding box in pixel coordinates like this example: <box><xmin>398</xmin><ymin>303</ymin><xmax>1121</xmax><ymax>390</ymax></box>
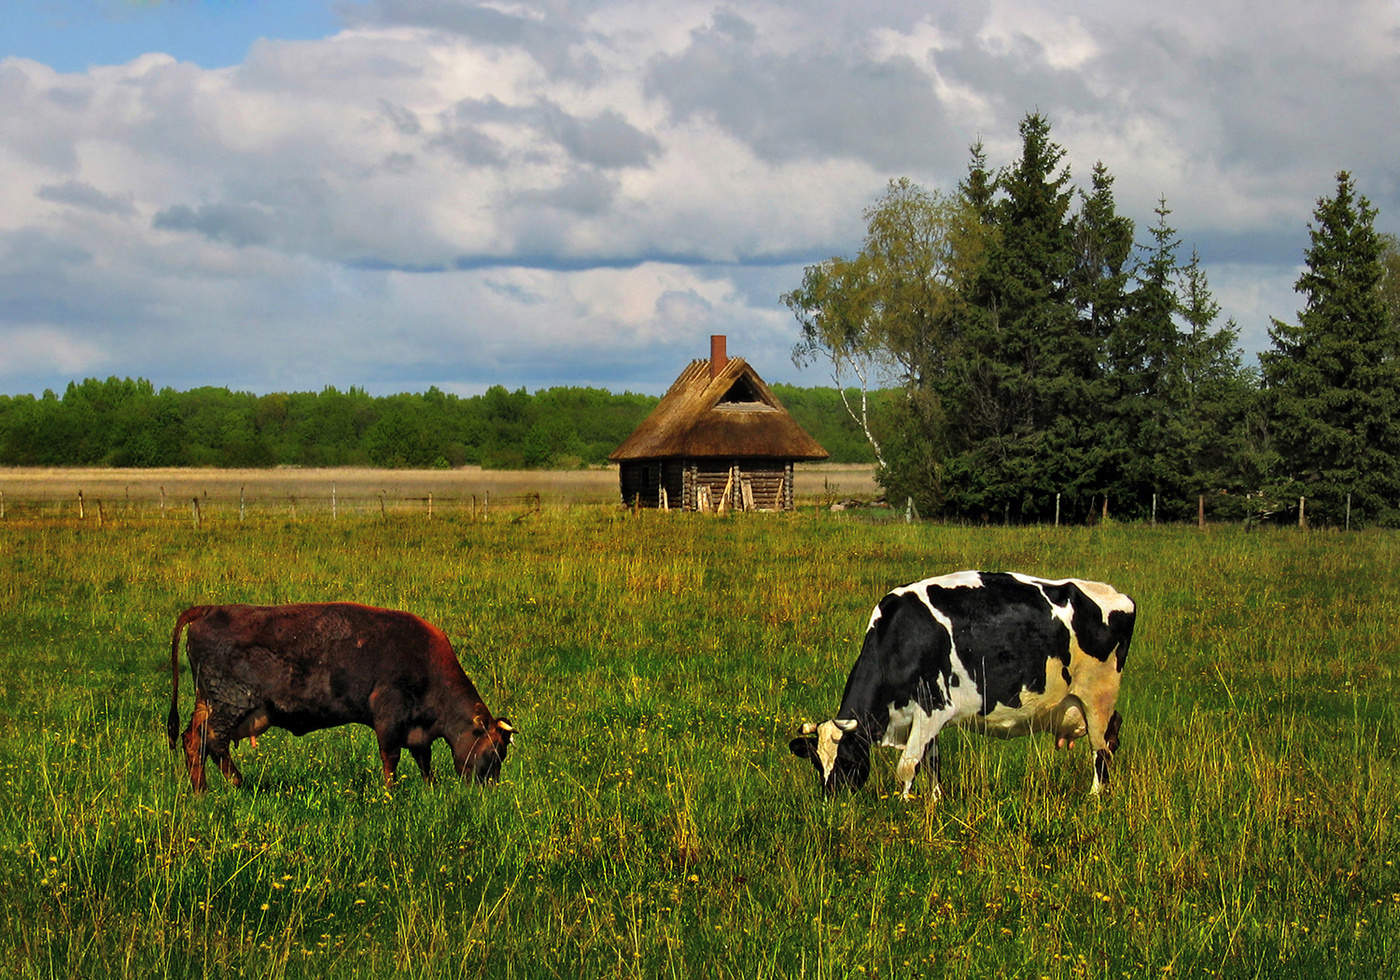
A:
<box><xmin>609</xmin><ymin>336</ymin><xmax>828</xmax><ymax>511</ymax></box>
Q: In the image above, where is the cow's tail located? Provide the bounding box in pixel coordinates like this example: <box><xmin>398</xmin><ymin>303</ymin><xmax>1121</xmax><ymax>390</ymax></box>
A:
<box><xmin>168</xmin><ymin>606</ymin><xmax>213</xmax><ymax>748</ymax></box>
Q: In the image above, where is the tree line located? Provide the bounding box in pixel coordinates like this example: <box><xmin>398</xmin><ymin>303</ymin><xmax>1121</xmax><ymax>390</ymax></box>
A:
<box><xmin>786</xmin><ymin>112</ymin><xmax>1400</xmax><ymax>527</ymax></box>
<box><xmin>0</xmin><ymin>379</ymin><xmax>881</xmax><ymax>471</ymax></box>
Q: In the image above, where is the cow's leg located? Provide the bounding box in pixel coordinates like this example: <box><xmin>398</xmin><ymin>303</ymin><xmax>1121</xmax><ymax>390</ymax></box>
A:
<box><xmin>410</xmin><ymin>746</ymin><xmax>435</xmax><ymax>784</ymax></box>
<box><xmin>181</xmin><ymin>696</ymin><xmax>213</xmax><ymax>792</ymax></box>
<box><xmin>203</xmin><ymin>703</ymin><xmax>247</xmax><ymax>787</ymax></box>
<box><xmin>919</xmin><ymin>737</ymin><xmax>943</xmax><ymax>803</ymax></box>
<box><xmin>894</xmin><ymin>710</ymin><xmax>950</xmax><ymax>801</ymax></box>
<box><xmin>1082</xmin><ymin>683</ymin><xmax>1123</xmax><ymax>795</ymax></box>
<box><xmin>375</xmin><ymin>728</ymin><xmax>403</xmax><ymax>785</ymax></box>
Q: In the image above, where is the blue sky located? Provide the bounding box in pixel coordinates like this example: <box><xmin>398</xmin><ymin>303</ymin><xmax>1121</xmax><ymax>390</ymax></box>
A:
<box><xmin>3</xmin><ymin>0</ymin><xmax>1398</xmax><ymax>397</ymax></box>
<box><xmin>7</xmin><ymin>1</ymin><xmax>340</xmax><ymax>71</ymax></box>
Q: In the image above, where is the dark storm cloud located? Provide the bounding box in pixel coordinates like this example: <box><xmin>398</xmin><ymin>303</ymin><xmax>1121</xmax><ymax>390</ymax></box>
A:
<box><xmin>644</xmin><ymin>11</ymin><xmax>960</xmax><ymax>172</ymax></box>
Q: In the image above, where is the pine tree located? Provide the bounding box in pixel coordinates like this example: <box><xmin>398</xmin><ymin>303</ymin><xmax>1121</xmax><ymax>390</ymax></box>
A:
<box><xmin>1261</xmin><ymin>171</ymin><xmax>1400</xmax><ymax>526</ymax></box>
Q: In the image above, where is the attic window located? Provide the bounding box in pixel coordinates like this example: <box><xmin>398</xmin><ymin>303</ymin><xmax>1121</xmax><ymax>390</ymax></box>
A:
<box><xmin>718</xmin><ymin>376</ymin><xmax>763</xmax><ymax>406</ymax></box>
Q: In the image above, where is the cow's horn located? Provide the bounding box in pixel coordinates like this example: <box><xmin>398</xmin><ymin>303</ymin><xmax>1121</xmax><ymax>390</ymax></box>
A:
<box><xmin>497</xmin><ymin>720</ymin><xmax>516</xmax><ymax>733</ymax></box>
<box><xmin>835</xmin><ymin>718</ymin><xmax>858</xmax><ymax>732</ymax></box>
<box><xmin>799</xmin><ymin>722</ymin><xmax>818</xmax><ymax>735</ymax></box>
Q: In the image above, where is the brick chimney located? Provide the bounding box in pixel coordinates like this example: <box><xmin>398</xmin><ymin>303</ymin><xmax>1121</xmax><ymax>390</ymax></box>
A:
<box><xmin>710</xmin><ymin>334</ymin><xmax>727</xmax><ymax>379</ymax></box>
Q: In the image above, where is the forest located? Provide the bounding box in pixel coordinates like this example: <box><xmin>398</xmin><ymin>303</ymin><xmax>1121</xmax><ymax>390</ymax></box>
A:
<box><xmin>786</xmin><ymin>113</ymin><xmax>1400</xmax><ymax>527</ymax></box>
<box><xmin>0</xmin><ymin>378</ymin><xmax>883</xmax><ymax>472</ymax></box>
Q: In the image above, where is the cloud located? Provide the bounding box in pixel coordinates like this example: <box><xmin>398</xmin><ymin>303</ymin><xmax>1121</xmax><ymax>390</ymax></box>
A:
<box><xmin>644</xmin><ymin>10</ymin><xmax>960</xmax><ymax>172</ymax></box>
<box><xmin>1</xmin><ymin>325</ymin><xmax>108</xmax><ymax>377</ymax></box>
<box><xmin>37</xmin><ymin>180</ymin><xmax>136</xmax><ymax>216</ymax></box>
<box><xmin>152</xmin><ymin>202</ymin><xmax>277</xmax><ymax>247</ymax></box>
<box><xmin>2</xmin><ymin>0</ymin><xmax>1399</xmax><ymax>399</ymax></box>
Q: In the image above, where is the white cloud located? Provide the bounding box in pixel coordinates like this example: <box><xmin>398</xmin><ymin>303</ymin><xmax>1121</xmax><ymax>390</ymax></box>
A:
<box><xmin>2</xmin><ymin>0</ymin><xmax>1398</xmax><ymax>397</ymax></box>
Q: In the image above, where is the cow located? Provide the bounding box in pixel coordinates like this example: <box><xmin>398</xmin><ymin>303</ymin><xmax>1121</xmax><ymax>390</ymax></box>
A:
<box><xmin>790</xmin><ymin>571</ymin><xmax>1134</xmax><ymax>800</ymax></box>
<box><xmin>167</xmin><ymin>603</ymin><xmax>515</xmax><ymax>792</ymax></box>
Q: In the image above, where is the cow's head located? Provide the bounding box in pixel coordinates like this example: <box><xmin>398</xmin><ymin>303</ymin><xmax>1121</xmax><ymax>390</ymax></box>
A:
<box><xmin>453</xmin><ymin>716</ymin><xmax>516</xmax><ymax>783</ymax></box>
<box><xmin>788</xmin><ymin>718</ymin><xmax>869</xmax><ymax>794</ymax></box>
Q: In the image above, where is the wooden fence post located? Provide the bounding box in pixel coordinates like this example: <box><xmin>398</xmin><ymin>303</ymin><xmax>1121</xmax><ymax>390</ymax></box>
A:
<box><xmin>332</xmin><ymin>483</ymin><xmax>337</xmax><ymax>520</ymax></box>
<box><xmin>1346</xmin><ymin>493</ymin><xmax>1352</xmax><ymax>531</ymax></box>
<box><xmin>1054</xmin><ymin>492</ymin><xmax>1061</xmax><ymax>527</ymax></box>
<box><xmin>78</xmin><ymin>490</ymin><xmax>85</xmax><ymax>521</ymax></box>
<box><xmin>192</xmin><ymin>497</ymin><xmax>201</xmax><ymax>529</ymax></box>
<box><xmin>1198</xmin><ymin>494</ymin><xmax>1205</xmax><ymax>530</ymax></box>
<box><xmin>1151</xmin><ymin>493</ymin><xmax>1157</xmax><ymax>526</ymax></box>
<box><xmin>1</xmin><ymin>490</ymin><xmax>5</xmax><ymax>520</ymax></box>
<box><xmin>379</xmin><ymin>492</ymin><xmax>386</xmax><ymax>519</ymax></box>
<box><xmin>428</xmin><ymin>492</ymin><xmax>434</xmax><ymax>520</ymax></box>
<box><xmin>239</xmin><ymin>486</ymin><xmax>246</xmax><ymax>522</ymax></box>
<box><xmin>160</xmin><ymin>486</ymin><xmax>166</xmax><ymax>515</ymax></box>
<box><xmin>1298</xmin><ymin>496</ymin><xmax>1306</xmax><ymax>529</ymax></box>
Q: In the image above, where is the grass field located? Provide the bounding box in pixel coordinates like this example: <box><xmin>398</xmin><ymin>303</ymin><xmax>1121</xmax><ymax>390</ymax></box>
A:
<box><xmin>1</xmin><ymin>500</ymin><xmax>1397</xmax><ymax>978</ymax></box>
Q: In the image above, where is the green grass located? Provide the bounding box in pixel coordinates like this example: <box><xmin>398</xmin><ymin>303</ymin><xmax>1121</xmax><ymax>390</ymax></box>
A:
<box><xmin>1</xmin><ymin>509</ymin><xmax>1398</xmax><ymax>978</ymax></box>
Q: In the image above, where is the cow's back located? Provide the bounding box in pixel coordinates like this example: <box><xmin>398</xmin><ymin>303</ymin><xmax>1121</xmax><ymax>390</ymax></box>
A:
<box><xmin>185</xmin><ymin>603</ymin><xmax>446</xmax><ymax>730</ymax></box>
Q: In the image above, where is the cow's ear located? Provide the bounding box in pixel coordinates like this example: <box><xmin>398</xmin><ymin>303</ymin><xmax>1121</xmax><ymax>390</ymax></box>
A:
<box><xmin>789</xmin><ymin>736</ymin><xmax>817</xmax><ymax>760</ymax></box>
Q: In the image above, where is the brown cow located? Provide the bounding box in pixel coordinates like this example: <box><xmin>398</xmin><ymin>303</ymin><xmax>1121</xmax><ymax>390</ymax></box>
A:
<box><xmin>167</xmin><ymin>603</ymin><xmax>515</xmax><ymax>792</ymax></box>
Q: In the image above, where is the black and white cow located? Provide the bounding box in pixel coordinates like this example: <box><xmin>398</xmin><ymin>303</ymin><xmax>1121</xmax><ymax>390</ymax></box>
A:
<box><xmin>790</xmin><ymin>571</ymin><xmax>1135</xmax><ymax>799</ymax></box>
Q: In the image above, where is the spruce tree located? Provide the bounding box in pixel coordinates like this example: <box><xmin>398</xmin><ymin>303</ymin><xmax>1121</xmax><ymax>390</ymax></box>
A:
<box><xmin>1262</xmin><ymin>171</ymin><xmax>1400</xmax><ymax>526</ymax></box>
<box><xmin>1069</xmin><ymin>163</ymin><xmax>1135</xmax><ymax>513</ymax></box>
<box><xmin>1111</xmin><ymin>199</ymin><xmax>1188</xmax><ymax>518</ymax></box>
<box><xmin>1176</xmin><ymin>249</ymin><xmax>1260</xmax><ymax>513</ymax></box>
<box><xmin>946</xmin><ymin>112</ymin><xmax>1082</xmax><ymax>521</ymax></box>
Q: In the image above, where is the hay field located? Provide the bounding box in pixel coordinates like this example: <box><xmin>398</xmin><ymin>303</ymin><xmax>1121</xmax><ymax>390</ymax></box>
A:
<box><xmin>0</xmin><ymin>463</ymin><xmax>878</xmax><ymax>514</ymax></box>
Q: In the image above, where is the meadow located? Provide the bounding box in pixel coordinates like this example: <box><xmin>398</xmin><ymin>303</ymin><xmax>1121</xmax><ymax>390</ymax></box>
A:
<box><xmin>0</xmin><ymin>495</ymin><xmax>1397</xmax><ymax>978</ymax></box>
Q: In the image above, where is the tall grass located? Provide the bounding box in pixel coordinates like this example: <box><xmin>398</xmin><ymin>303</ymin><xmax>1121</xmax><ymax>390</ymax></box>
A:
<box><xmin>1</xmin><ymin>510</ymin><xmax>1396</xmax><ymax>977</ymax></box>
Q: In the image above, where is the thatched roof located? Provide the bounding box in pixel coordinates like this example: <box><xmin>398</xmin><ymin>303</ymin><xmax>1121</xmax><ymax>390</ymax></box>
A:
<box><xmin>609</xmin><ymin>355</ymin><xmax>828</xmax><ymax>462</ymax></box>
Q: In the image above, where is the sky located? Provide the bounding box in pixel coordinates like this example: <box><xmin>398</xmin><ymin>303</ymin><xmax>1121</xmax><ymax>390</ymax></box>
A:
<box><xmin>3</xmin><ymin>0</ymin><xmax>1398</xmax><ymax>398</ymax></box>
